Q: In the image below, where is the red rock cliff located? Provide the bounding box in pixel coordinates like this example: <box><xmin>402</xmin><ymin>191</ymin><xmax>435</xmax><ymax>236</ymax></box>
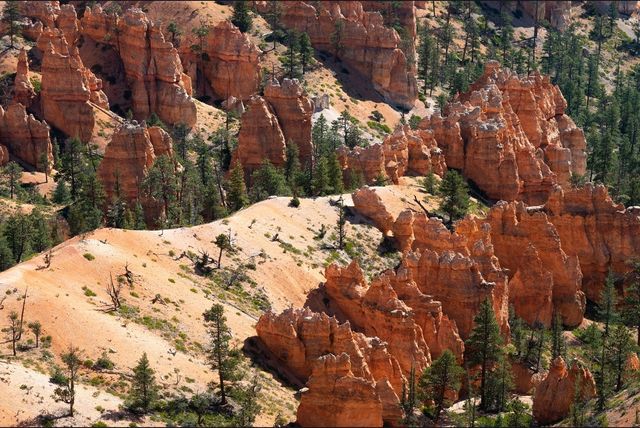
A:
<box><xmin>81</xmin><ymin>6</ymin><xmax>196</xmax><ymax>128</ymax></box>
<box><xmin>0</xmin><ymin>104</ymin><xmax>53</xmax><ymax>172</ymax></box>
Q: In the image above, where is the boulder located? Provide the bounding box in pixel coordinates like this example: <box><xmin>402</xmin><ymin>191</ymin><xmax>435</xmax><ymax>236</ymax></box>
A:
<box><xmin>296</xmin><ymin>353</ymin><xmax>384</xmax><ymax>427</ymax></box>
<box><xmin>532</xmin><ymin>357</ymin><xmax>596</xmax><ymax>425</ymax></box>
<box><xmin>178</xmin><ymin>20</ymin><xmax>260</xmax><ymax>102</ymax></box>
<box><xmin>0</xmin><ymin>104</ymin><xmax>53</xmax><ymax>171</ymax></box>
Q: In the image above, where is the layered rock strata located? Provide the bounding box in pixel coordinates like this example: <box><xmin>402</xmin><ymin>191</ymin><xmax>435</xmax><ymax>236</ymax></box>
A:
<box><xmin>544</xmin><ymin>184</ymin><xmax>640</xmax><ymax>302</ymax></box>
<box><xmin>178</xmin><ymin>20</ymin><xmax>260</xmax><ymax>102</ymax></box>
<box><xmin>39</xmin><ymin>28</ymin><xmax>106</xmax><ymax>142</ymax></box>
<box><xmin>421</xmin><ymin>61</ymin><xmax>587</xmax><ymax>205</ymax></box>
<box><xmin>81</xmin><ymin>6</ymin><xmax>196</xmax><ymax>127</ymax></box>
<box><xmin>0</xmin><ymin>104</ymin><xmax>53</xmax><ymax>171</ymax></box>
<box><xmin>532</xmin><ymin>357</ymin><xmax>597</xmax><ymax>424</ymax></box>
<box><xmin>260</xmin><ymin>1</ymin><xmax>418</xmax><ymax>109</ymax></box>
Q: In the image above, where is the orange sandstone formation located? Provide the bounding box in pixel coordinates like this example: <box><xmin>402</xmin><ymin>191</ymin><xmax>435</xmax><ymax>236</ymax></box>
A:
<box><xmin>480</xmin><ymin>201</ymin><xmax>585</xmax><ymax>326</ymax></box>
<box><xmin>13</xmin><ymin>49</ymin><xmax>35</xmax><ymax>108</ymax></box>
<box><xmin>264</xmin><ymin>1</ymin><xmax>418</xmax><ymax>109</ymax></box>
<box><xmin>178</xmin><ymin>20</ymin><xmax>261</xmax><ymax>102</ymax></box>
<box><xmin>0</xmin><ymin>104</ymin><xmax>53</xmax><ymax>171</ymax></box>
<box><xmin>296</xmin><ymin>353</ymin><xmax>385</xmax><ymax>427</ymax></box>
<box><xmin>422</xmin><ymin>61</ymin><xmax>587</xmax><ymax>205</ymax></box>
<box><xmin>256</xmin><ymin>308</ymin><xmax>403</xmax><ymax>424</ymax></box>
<box><xmin>81</xmin><ymin>6</ymin><xmax>196</xmax><ymax>127</ymax></box>
<box><xmin>352</xmin><ymin>187</ymin><xmax>395</xmax><ymax>235</ymax></box>
<box><xmin>532</xmin><ymin>357</ymin><xmax>597</xmax><ymax>424</ymax></box>
<box><xmin>544</xmin><ymin>184</ymin><xmax>640</xmax><ymax>302</ymax></box>
<box><xmin>231</xmin><ymin>95</ymin><xmax>287</xmax><ymax>180</ymax></box>
<box><xmin>39</xmin><ymin>28</ymin><xmax>106</xmax><ymax>142</ymax></box>
<box><xmin>264</xmin><ymin>79</ymin><xmax>314</xmax><ymax>168</ymax></box>
<box><xmin>97</xmin><ymin>122</ymin><xmax>174</xmax><ymax>205</ymax></box>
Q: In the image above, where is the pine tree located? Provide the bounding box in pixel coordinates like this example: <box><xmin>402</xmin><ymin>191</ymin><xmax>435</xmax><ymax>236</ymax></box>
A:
<box><xmin>299</xmin><ymin>32</ymin><xmax>313</xmax><ymax>75</ymax></box>
<box><xmin>400</xmin><ymin>364</ymin><xmax>418</xmax><ymax>425</ymax></box>
<box><xmin>466</xmin><ymin>298</ymin><xmax>504</xmax><ymax>410</ymax></box>
<box><xmin>143</xmin><ymin>155</ymin><xmax>179</xmax><ymax>225</ymax></box>
<box><xmin>622</xmin><ymin>263</ymin><xmax>640</xmax><ymax>346</ymax></box>
<box><xmin>485</xmin><ymin>356</ymin><xmax>513</xmax><ymax>412</ymax></box>
<box><xmin>312</xmin><ymin>156</ymin><xmax>330</xmax><ymax>196</ymax></box>
<box><xmin>419</xmin><ymin>350</ymin><xmax>463</xmax><ymax>421</ymax></box>
<box><xmin>2</xmin><ymin>1</ymin><xmax>22</xmax><ymax>49</ymax></box>
<box><xmin>327</xmin><ymin>153</ymin><xmax>344</xmax><ymax>194</ymax></box>
<box><xmin>250</xmin><ymin>160</ymin><xmax>289</xmax><ymax>202</ymax></box>
<box><xmin>231</xmin><ymin>0</ymin><xmax>253</xmax><ymax>33</ymax></box>
<box><xmin>418</xmin><ymin>23</ymin><xmax>437</xmax><ymax>95</ymax></box>
<box><xmin>127</xmin><ymin>353</ymin><xmax>158</xmax><ymax>413</ymax></box>
<box><xmin>53</xmin><ymin>346</ymin><xmax>82</xmax><ymax>416</ymax></box>
<box><xmin>551</xmin><ymin>312</ymin><xmax>566</xmax><ymax>360</ymax></box>
<box><xmin>203</xmin><ymin>304</ymin><xmax>240</xmax><ymax>404</ymax></box>
<box><xmin>3</xmin><ymin>161</ymin><xmax>22</xmax><ymax>199</ymax></box>
<box><xmin>282</xmin><ymin>31</ymin><xmax>301</xmax><ymax>78</ymax></box>
<box><xmin>596</xmin><ymin>271</ymin><xmax>619</xmax><ymax>410</ymax></box>
<box><xmin>335</xmin><ymin>195</ymin><xmax>347</xmax><ymax>250</ymax></box>
<box><xmin>166</xmin><ymin>21</ymin><xmax>183</xmax><ymax>46</ymax></box>
<box><xmin>226</xmin><ymin>162</ymin><xmax>249</xmax><ymax>212</ymax></box>
<box><xmin>609</xmin><ymin>324</ymin><xmax>633</xmax><ymax>391</ymax></box>
<box><xmin>28</xmin><ymin>321</ymin><xmax>41</xmax><ymax>348</ymax></box>
<box><xmin>439</xmin><ymin>170</ymin><xmax>470</xmax><ymax>223</ymax></box>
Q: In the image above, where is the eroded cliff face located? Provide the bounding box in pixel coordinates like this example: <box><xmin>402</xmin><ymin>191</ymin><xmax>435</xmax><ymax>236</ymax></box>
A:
<box><xmin>544</xmin><ymin>184</ymin><xmax>640</xmax><ymax>302</ymax></box>
<box><xmin>256</xmin><ymin>308</ymin><xmax>402</xmax><ymax>425</ymax></box>
<box><xmin>260</xmin><ymin>0</ymin><xmax>418</xmax><ymax>109</ymax></box>
<box><xmin>39</xmin><ymin>28</ymin><xmax>103</xmax><ymax>143</ymax></box>
<box><xmin>337</xmin><ymin>125</ymin><xmax>447</xmax><ymax>186</ymax></box>
<box><xmin>296</xmin><ymin>353</ymin><xmax>385</xmax><ymax>427</ymax></box>
<box><xmin>231</xmin><ymin>95</ymin><xmax>287</xmax><ymax>180</ymax></box>
<box><xmin>97</xmin><ymin>122</ymin><xmax>175</xmax><ymax>211</ymax></box>
<box><xmin>421</xmin><ymin>61</ymin><xmax>587</xmax><ymax>205</ymax></box>
<box><xmin>231</xmin><ymin>78</ymin><xmax>314</xmax><ymax>179</ymax></box>
<box><xmin>532</xmin><ymin>357</ymin><xmax>597</xmax><ymax>424</ymax></box>
<box><xmin>13</xmin><ymin>49</ymin><xmax>35</xmax><ymax>108</ymax></box>
<box><xmin>81</xmin><ymin>5</ymin><xmax>196</xmax><ymax>128</ymax></box>
<box><xmin>264</xmin><ymin>79</ymin><xmax>314</xmax><ymax>168</ymax></box>
<box><xmin>178</xmin><ymin>20</ymin><xmax>261</xmax><ymax>103</ymax></box>
<box><xmin>479</xmin><ymin>201</ymin><xmax>585</xmax><ymax>326</ymax></box>
<box><xmin>0</xmin><ymin>104</ymin><xmax>53</xmax><ymax>172</ymax></box>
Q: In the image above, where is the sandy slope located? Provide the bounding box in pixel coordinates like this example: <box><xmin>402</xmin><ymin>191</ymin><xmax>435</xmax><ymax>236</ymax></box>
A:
<box><xmin>0</xmin><ymin>180</ymin><xmax>428</xmax><ymax>425</ymax></box>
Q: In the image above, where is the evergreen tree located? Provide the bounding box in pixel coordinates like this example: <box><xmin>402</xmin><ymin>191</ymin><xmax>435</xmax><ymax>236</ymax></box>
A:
<box><xmin>143</xmin><ymin>155</ymin><xmax>179</xmax><ymax>225</ymax></box>
<box><xmin>312</xmin><ymin>156</ymin><xmax>330</xmax><ymax>196</ymax></box>
<box><xmin>203</xmin><ymin>304</ymin><xmax>240</xmax><ymax>404</ymax></box>
<box><xmin>2</xmin><ymin>1</ymin><xmax>22</xmax><ymax>48</ymax></box>
<box><xmin>29</xmin><ymin>208</ymin><xmax>52</xmax><ymax>253</ymax></box>
<box><xmin>423</xmin><ymin>172</ymin><xmax>437</xmax><ymax>194</ymax></box>
<box><xmin>609</xmin><ymin>324</ymin><xmax>634</xmax><ymax>392</ymax></box>
<box><xmin>166</xmin><ymin>21</ymin><xmax>183</xmax><ymax>46</ymax></box>
<box><xmin>327</xmin><ymin>153</ymin><xmax>344</xmax><ymax>194</ymax></box>
<box><xmin>231</xmin><ymin>0</ymin><xmax>253</xmax><ymax>33</ymax></box>
<box><xmin>335</xmin><ymin>195</ymin><xmax>347</xmax><ymax>250</ymax></box>
<box><xmin>419</xmin><ymin>350</ymin><xmax>463</xmax><ymax>421</ymax></box>
<box><xmin>2</xmin><ymin>161</ymin><xmax>22</xmax><ymax>199</ymax></box>
<box><xmin>299</xmin><ymin>32</ymin><xmax>313</xmax><ymax>75</ymax></box>
<box><xmin>485</xmin><ymin>356</ymin><xmax>513</xmax><ymax>412</ymax></box>
<box><xmin>226</xmin><ymin>161</ymin><xmax>249</xmax><ymax>212</ymax></box>
<box><xmin>466</xmin><ymin>298</ymin><xmax>504</xmax><ymax>410</ymax></box>
<box><xmin>551</xmin><ymin>312</ymin><xmax>566</xmax><ymax>360</ymax></box>
<box><xmin>0</xmin><ymin>237</ymin><xmax>14</xmax><ymax>271</ymax></box>
<box><xmin>127</xmin><ymin>353</ymin><xmax>158</xmax><ymax>413</ymax></box>
<box><xmin>439</xmin><ymin>170</ymin><xmax>470</xmax><ymax>223</ymax></box>
<box><xmin>418</xmin><ymin>23</ymin><xmax>437</xmax><ymax>95</ymax></box>
<box><xmin>4</xmin><ymin>211</ymin><xmax>31</xmax><ymax>263</ymax></box>
<box><xmin>250</xmin><ymin>160</ymin><xmax>290</xmax><ymax>202</ymax></box>
<box><xmin>622</xmin><ymin>263</ymin><xmax>640</xmax><ymax>345</ymax></box>
<box><xmin>596</xmin><ymin>271</ymin><xmax>619</xmax><ymax>410</ymax></box>
<box><xmin>53</xmin><ymin>346</ymin><xmax>82</xmax><ymax>417</ymax></box>
<box><xmin>282</xmin><ymin>31</ymin><xmax>301</xmax><ymax>78</ymax></box>
<box><xmin>400</xmin><ymin>364</ymin><xmax>418</xmax><ymax>425</ymax></box>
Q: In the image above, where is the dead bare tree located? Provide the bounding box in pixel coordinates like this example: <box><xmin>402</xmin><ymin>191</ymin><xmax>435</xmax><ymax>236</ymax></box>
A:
<box><xmin>36</xmin><ymin>250</ymin><xmax>53</xmax><ymax>270</ymax></box>
<box><xmin>191</xmin><ymin>250</ymin><xmax>215</xmax><ymax>276</ymax></box>
<box><xmin>122</xmin><ymin>262</ymin><xmax>134</xmax><ymax>287</ymax></box>
<box><xmin>0</xmin><ymin>295</ymin><xmax>6</xmax><ymax>310</ymax></box>
<box><xmin>105</xmin><ymin>273</ymin><xmax>122</xmax><ymax>312</ymax></box>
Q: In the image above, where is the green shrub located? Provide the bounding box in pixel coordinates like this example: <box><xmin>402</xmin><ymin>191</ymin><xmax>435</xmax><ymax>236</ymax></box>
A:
<box><xmin>83</xmin><ymin>253</ymin><xmax>95</xmax><ymax>261</ymax></box>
